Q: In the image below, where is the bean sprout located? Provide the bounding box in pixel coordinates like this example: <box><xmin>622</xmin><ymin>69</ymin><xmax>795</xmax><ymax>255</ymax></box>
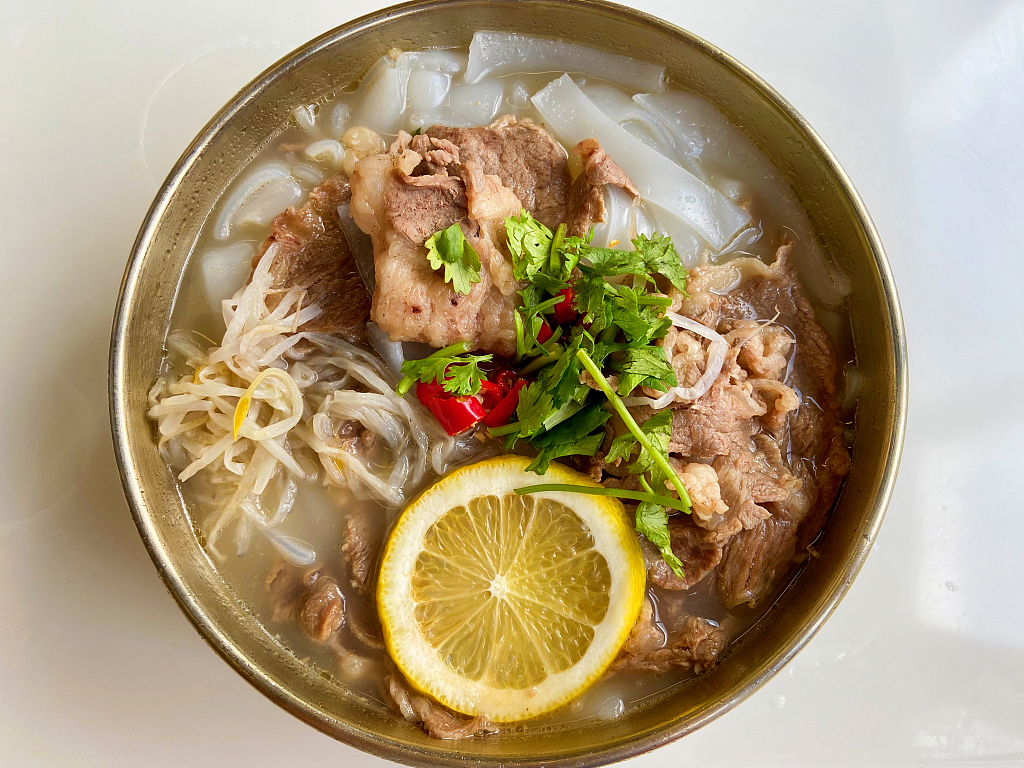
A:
<box><xmin>148</xmin><ymin>246</ymin><xmax>482</xmax><ymax>559</ymax></box>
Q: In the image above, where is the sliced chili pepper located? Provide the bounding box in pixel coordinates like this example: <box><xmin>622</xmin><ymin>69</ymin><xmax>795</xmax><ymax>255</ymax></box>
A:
<box><xmin>553</xmin><ymin>287</ymin><xmax>577</xmax><ymax>325</ymax></box>
<box><xmin>483</xmin><ymin>380</ymin><xmax>528</xmax><ymax>428</ymax></box>
<box><xmin>428</xmin><ymin>394</ymin><xmax>485</xmax><ymax>435</ymax></box>
<box><xmin>416</xmin><ymin>379</ymin><xmax>485</xmax><ymax>435</ymax></box>
<box><xmin>478</xmin><ymin>380</ymin><xmax>505</xmax><ymax>410</ymax></box>
<box><xmin>536</xmin><ymin>320</ymin><xmax>554</xmax><ymax>344</ymax></box>
<box><xmin>415</xmin><ymin>380</ymin><xmax>444</xmax><ymax>406</ymax></box>
<box><xmin>490</xmin><ymin>368</ymin><xmax>519</xmax><ymax>393</ymax></box>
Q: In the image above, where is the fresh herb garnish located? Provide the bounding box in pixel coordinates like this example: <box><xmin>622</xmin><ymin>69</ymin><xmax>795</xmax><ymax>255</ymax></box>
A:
<box><xmin>396</xmin><ymin>341</ymin><xmax>491</xmax><ymax>397</ymax></box>
<box><xmin>634</xmin><ymin>495</ymin><xmax>685</xmax><ymax>578</ymax></box>
<box><xmin>525</xmin><ymin>401</ymin><xmax>611</xmax><ymax>474</ymax></box>
<box><xmin>486</xmin><ymin>211</ymin><xmax>694</xmax><ymax>578</ymax></box>
<box><xmin>424</xmin><ymin>222</ymin><xmax>481</xmax><ymax>296</ymax></box>
<box><xmin>607</xmin><ymin>345</ymin><xmax>677</xmax><ymax>397</ymax></box>
<box><xmin>514</xmin><ymin>483</ymin><xmax>691</xmax><ymax>513</ymax></box>
<box><xmin>575</xmin><ymin>348</ymin><xmax>691</xmax><ymax>510</ymax></box>
<box><xmin>583</xmin><ymin>233</ymin><xmax>688</xmax><ymax>293</ymax></box>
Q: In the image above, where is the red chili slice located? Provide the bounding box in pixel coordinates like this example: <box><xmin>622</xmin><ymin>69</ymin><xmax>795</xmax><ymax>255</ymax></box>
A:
<box><xmin>428</xmin><ymin>395</ymin><xmax>485</xmax><ymax>435</ymax></box>
<box><xmin>478</xmin><ymin>380</ymin><xmax>505</xmax><ymax>411</ymax></box>
<box><xmin>553</xmin><ymin>287</ymin><xmax>577</xmax><ymax>325</ymax></box>
<box><xmin>483</xmin><ymin>380</ymin><xmax>527</xmax><ymax>428</ymax></box>
<box><xmin>415</xmin><ymin>380</ymin><xmax>444</xmax><ymax>406</ymax></box>
<box><xmin>490</xmin><ymin>368</ymin><xmax>519</xmax><ymax>393</ymax></box>
<box><xmin>416</xmin><ymin>379</ymin><xmax>485</xmax><ymax>435</ymax></box>
<box><xmin>536</xmin><ymin>320</ymin><xmax>554</xmax><ymax>344</ymax></box>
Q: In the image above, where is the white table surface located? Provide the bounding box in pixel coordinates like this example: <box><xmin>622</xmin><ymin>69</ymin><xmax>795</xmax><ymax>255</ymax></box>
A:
<box><xmin>2</xmin><ymin>1</ymin><xmax>1022</xmax><ymax>765</ymax></box>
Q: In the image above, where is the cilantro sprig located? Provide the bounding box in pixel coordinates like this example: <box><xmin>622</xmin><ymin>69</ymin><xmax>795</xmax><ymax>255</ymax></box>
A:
<box><xmin>425</xmin><ymin>223</ymin><xmax>481</xmax><ymax>296</ymax></box>
<box><xmin>396</xmin><ymin>341</ymin><xmax>492</xmax><ymax>397</ymax></box>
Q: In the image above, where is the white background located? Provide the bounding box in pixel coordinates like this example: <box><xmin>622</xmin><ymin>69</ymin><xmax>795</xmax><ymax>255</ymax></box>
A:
<box><xmin>2</xmin><ymin>1</ymin><xmax>1022</xmax><ymax>765</ymax></box>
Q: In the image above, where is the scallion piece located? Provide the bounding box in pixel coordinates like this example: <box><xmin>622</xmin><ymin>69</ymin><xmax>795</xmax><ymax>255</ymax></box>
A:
<box><xmin>515</xmin><ymin>483</ymin><xmax>690</xmax><ymax>513</ymax></box>
<box><xmin>575</xmin><ymin>348</ymin><xmax>692</xmax><ymax>510</ymax></box>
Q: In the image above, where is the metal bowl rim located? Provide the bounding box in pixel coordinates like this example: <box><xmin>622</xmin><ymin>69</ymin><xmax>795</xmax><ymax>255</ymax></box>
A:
<box><xmin>108</xmin><ymin>1</ymin><xmax>908</xmax><ymax>764</ymax></box>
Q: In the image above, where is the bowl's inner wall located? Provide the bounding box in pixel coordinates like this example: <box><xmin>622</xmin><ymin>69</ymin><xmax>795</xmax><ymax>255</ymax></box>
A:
<box><xmin>115</xmin><ymin>2</ymin><xmax>900</xmax><ymax>765</ymax></box>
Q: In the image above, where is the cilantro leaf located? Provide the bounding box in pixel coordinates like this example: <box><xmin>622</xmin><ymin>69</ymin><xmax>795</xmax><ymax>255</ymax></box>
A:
<box><xmin>515</xmin><ymin>381</ymin><xmax>553</xmax><ymax>437</ymax></box>
<box><xmin>505</xmin><ymin>209</ymin><xmax>552</xmax><ymax>281</ymax></box>
<box><xmin>572</xmin><ymin>271</ymin><xmax>616</xmax><ymax>332</ymax></box>
<box><xmin>606</xmin><ymin>410</ymin><xmax>673</xmax><ymax>490</ymax></box>
<box><xmin>635</xmin><ymin>500</ymin><xmax>685</xmax><ymax>579</ymax></box>
<box><xmin>581</xmin><ymin>234</ymin><xmax>688</xmax><ymax>295</ymax></box>
<box><xmin>424</xmin><ymin>223</ymin><xmax>481</xmax><ymax>296</ymax></box>
<box><xmin>534</xmin><ymin>327</ymin><xmax>590</xmax><ymax>411</ymax></box>
<box><xmin>525</xmin><ymin>402</ymin><xmax>611</xmax><ymax>474</ymax></box>
<box><xmin>399</xmin><ymin>351</ymin><xmax>492</xmax><ymax>396</ymax></box>
<box><xmin>632</xmin><ymin>233</ymin><xmax>688</xmax><ymax>293</ymax></box>
<box><xmin>607</xmin><ymin>346</ymin><xmax>677</xmax><ymax>396</ymax></box>
<box><xmin>611</xmin><ymin>285</ymin><xmax>673</xmax><ymax>345</ymax></box>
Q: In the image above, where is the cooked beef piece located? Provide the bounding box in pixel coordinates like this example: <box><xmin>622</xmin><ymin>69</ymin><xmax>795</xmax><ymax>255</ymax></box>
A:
<box><xmin>617</xmin><ymin>598</ymin><xmax>665</xmax><ymax>658</ymax></box>
<box><xmin>673</xmin><ymin>460</ymin><xmax>728</xmax><ymax>522</ymax></box>
<box><xmin>719</xmin><ymin>243</ymin><xmax>842</xmax><ymax>448</ymax></box>
<box><xmin>613</xmin><ymin>601</ymin><xmax>726</xmax><ymax>674</ymax></box>
<box><xmin>264</xmin><ymin>563</ymin><xmax>346</xmax><ymax>643</ymax></box>
<box><xmin>341</xmin><ymin>510</ymin><xmax>378</xmax><ymax>594</ymax></box>
<box><xmin>565</xmin><ymin>138</ymin><xmax>639</xmax><ymax>237</ymax></box>
<box><xmin>644</xmin><ymin>515</ymin><xmax>723</xmax><ymax>591</ymax></box>
<box><xmin>265</xmin><ymin>560</ymin><xmax>303</xmax><ymax>622</ymax></box>
<box><xmin>350</xmin><ymin>141</ymin><xmax>520</xmax><ymax>356</ymax></box>
<box><xmin>664</xmin><ymin>349</ymin><xmax>762</xmax><ymax>460</ymax></box>
<box><xmin>385</xmin><ymin>675</ymin><xmax>497</xmax><ymax>740</ymax></box>
<box><xmin>253</xmin><ymin>175</ymin><xmax>371</xmax><ymax>342</ymax></box>
<box><xmin>408</xmin><ymin>133</ymin><xmax>462</xmax><ymax>173</ymax></box>
<box><xmin>717</xmin><ymin>515</ymin><xmax>798</xmax><ymax>608</ymax></box>
<box><xmin>568</xmin><ymin>452</ymin><xmax>607</xmax><ymax>483</ymax></box>
<box><xmin>295</xmin><ymin>570</ymin><xmax>346</xmax><ymax>643</ymax></box>
<box><xmin>711</xmin><ymin>435</ymin><xmax>800</xmax><ymax>540</ymax></box>
<box><xmin>425</xmin><ymin>116</ymin><xmax>570</xmax><ymax>228</ymax></box>
<box><xmin>723</xmin><ymin>319</ymin><xmax>794</xmax><ymax>382</ymax></box>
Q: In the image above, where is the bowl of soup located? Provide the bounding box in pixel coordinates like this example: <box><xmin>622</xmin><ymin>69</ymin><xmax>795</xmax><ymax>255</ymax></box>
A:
<box><xmin>109</xmin><ymin>0</ymin><xmax>907</xmax><ymax>764</ymax></box>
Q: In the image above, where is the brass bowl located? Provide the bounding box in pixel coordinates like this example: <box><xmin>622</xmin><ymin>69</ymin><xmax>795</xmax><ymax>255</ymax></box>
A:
<box><xmin>109</xmin><ymin>1</ymin><xmax>907</xmax><ymax>764</ymax></box>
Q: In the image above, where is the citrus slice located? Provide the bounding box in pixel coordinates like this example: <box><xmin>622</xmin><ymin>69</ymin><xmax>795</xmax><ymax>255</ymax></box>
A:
<box><xmin>377</xmin><ymin>455</ymin><xmax>645</xmax><ymax>722</ymax></box>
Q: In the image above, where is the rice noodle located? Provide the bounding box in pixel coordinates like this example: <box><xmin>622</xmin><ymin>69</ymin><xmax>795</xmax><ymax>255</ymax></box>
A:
<box><xmin>621</xmin><ymin>313</ymin><xmax>728</xmax><ymax>409</ymax></box>
<box><xmin>464</xmin><ymin>31</ymin><xmax>666</xmax><ymax>93</ymax></box>
<box><xmin>213</xmin><ymin>164</ymin><xmax>303</xmax><ymax>241</ymax></box>
<box><xmin>531</xmin><ymin>75</ymin><xmax>750</xmax><ymax>251</ymax></box>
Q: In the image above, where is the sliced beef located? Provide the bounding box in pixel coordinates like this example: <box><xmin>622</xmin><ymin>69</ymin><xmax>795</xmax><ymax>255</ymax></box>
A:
<box><xmin>384</xmin><ymin>170</ymin><xmax>467</xmax><ymax>243</ymax></box>
<box><xmin>717</xmin><ymin>515</ymin><xmax>798</xmax><ymax>608</ymax></box>
<box><xmin>385</xmin><ymin>675</ymin><xmax>497</xmax><ymax>740</ymax></box>
<box><xmin>264</xmin><ymin>562</ymin><xmax>346</xmax><ymax>643</ymax></box>
<box><xmin>265</xmin><ymin>560</ymin><xmax>303</xmax><ymax>622</ymax></box>
<box><xmin>253</xmin><ymin>175</ymin><xmax>371</xmax><ymax>342</ymax></box>
<box><xmin>425</xmin><ymin>116</ymin><xmax>570</xmax><ymax>227</ymax></box>
<box><xmin>711</xmin><ymin>435</ymin><xmax>800</xmax><ymax>540</ymax></box>
<box><xmin>565</xmin><ymin>138</ymin><xmax>639</xmax><ymax>237</ymax></box>
<box><xmin>350</xmin><ymin>141</ymin><xmax>520</xmax><ymax>356</ymax></box>
<box><xmin>296</xmin><ymin>571</ymin><xmax>346</xmax><ymax>642</ymax></box>
<box><xmin>674</xmin><ymin>460</ymin><xmax>729</xmax><ymax>522</ymax></box>
<box><xmin>665</xmin><ymin>349</ymin><xmax>763</xmax><ymax>460</ymax></box>
<box><xmin>613</xmin><ymin>602</ymin><xmax>726</xmax><ymax>674</ymax></box>
<box><xmin>341</xmin><ymin>510</ymin><xmax>378</xmax><ymax>594</ymax></box>
<box><xmin>644</xmin><ymin>515</ymin><xmax>723</xmax><ymax>591</ymax></box>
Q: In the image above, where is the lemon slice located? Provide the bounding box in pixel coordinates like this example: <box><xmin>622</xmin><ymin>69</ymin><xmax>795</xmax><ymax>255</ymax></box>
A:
<box><xmin>377</xmin><ymin>456</ymin><xmax>645</xmax><ymax>722</ymax></box>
